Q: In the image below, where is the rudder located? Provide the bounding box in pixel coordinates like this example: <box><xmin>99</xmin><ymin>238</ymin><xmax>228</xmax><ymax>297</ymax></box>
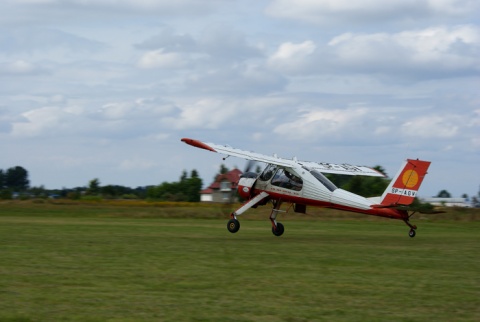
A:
<box><xmin>380</xmin><ymin>159</ymin><xmax>431</xmax><ymax>206</ymax></box>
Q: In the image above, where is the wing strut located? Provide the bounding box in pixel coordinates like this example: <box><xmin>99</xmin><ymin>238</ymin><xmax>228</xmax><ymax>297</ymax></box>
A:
<box><xmin>232</xmin><ymin>192</ymin><xmax>269</xmax><ymax>217</ymax></box>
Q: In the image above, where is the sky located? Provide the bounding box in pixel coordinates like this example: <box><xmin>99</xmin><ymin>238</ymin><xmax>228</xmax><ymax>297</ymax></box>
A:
<box><xmin>0</xmin><ymin>0</ymin><xmax>479</xmax><ymax>198</ymax></box>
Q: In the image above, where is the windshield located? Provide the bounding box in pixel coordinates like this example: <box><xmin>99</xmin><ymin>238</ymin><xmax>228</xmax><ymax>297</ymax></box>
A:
<box><xmin>310</xmin><ymin>170</ymin><xmax>337</xmax><ymax>192</ymax></box>
<box><xmin>259</xmin><ymin>164</ymin><xmax>277</xmax><ymax>181</ymax></box>
<box><xmin>271</xmin><ymin>169</ymin><xmax>303</xmax><ymax>191</ymax></box>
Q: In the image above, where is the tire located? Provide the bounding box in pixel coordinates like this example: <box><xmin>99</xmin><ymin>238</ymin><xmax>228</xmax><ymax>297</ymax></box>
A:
<box><xmin>272</xmin><ymin>222</ymin><xmax>285</xmax><ymax>236</ymax></box>
<box><xmin>227</xmin><ymin>219</ymin><xmax>240</xmax><ymax>233</ymax></box>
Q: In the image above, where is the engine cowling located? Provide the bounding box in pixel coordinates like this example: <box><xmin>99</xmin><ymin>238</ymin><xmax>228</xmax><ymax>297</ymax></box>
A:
<box><xmin>237</xmin><ymin>177</ymin><xmax>256</xmax><ymax>200</ymax></box>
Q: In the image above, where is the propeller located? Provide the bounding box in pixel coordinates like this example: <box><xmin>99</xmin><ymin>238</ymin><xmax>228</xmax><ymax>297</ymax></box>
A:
<box><xmin>241</xmin><ymin>159</ymin><xmax>260</xmax><ymax>179</ymax></box>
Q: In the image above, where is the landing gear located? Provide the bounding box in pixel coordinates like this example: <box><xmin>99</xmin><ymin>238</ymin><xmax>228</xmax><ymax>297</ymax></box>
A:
<box><xmin>227</xmin><ymin>218</ymin><xmax>240</xmax><ymax>233</ymax></box>
<box><xmin>403</xmin><ymin>216</ymin><xmax>417</xmax><ymax>238</ymax></box>
<box><xmin>408</xmin><ymin>229</ymin><xmax>416</xmax><ymax>238</ymax></box>
<box><xmin>272</xmin><ymin>222</ymin><xmax>284</xmax><ymax>236</ymax></box>
<box><xmin>270</xmin><ymin>199</ymin><xmax>285</xmax><ymax>237</ymax></box>
<box><xmin>225</xmin><ymin>195</ymin><xmax>287</xmax><ymax>236</ymax></box>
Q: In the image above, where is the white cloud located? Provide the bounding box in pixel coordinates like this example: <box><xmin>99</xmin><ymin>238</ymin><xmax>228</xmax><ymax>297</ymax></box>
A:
<box><xmin>118</xmin><ymin>157</ymin><xmax>157</xmax><ymax>171</ymax></box>
<box><xmin>0</xmin><ymin>60</ymin><xmax>46</xmax><ymax>76</ymax></box>
<box><xmin>137</xmin><ymin>49</ymin><xmax>186</xmax><ymax>69</ymax></box>
<box><xmin>401</xmin><ymin>115</ymin><xmax>460</xmax><ymax>138</ymax></box>
<box><xmin>325</xmin><ymin>25</ymin><xmax>480</xmax><ymax>78</ymax></box>
<box><xmin>169</xmin><ymin>99</ymin><xmax>239</xmax><ymax>130</ymax></box>
<box><xmin>268</xmin><ymin>41</ymin><xmax>316</xmax><ymax>72</ymax></box>
<box><xmin>273</xmin><ymin>107</ymin><xmax>369</xmax><ymax>140</ymax></box>
<box><xmin>11</xmin><ymin>106</ymin><xmax>68</xmax><ymax>137</ymax></box>
<box><xmin>266</xmin><ymin>0</ymin><xmax>479</xmax><ymax>24</ymax></box>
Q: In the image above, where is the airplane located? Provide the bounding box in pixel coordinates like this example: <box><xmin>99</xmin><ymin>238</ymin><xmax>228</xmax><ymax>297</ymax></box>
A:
<box><xmin>181</xmin><ymin>138</ymin><xmax>431</xmax><ymax>238</ymax></box>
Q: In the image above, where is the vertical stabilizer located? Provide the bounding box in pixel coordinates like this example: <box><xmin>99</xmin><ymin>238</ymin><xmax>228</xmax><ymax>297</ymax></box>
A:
<box><xmin>380</xmin><ymin>159</ymin><xmax>431</xmax><ymax>206</ymax></box>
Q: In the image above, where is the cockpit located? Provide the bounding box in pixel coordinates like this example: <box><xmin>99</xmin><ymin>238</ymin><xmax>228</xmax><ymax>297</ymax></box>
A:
<box><xmin>259</xmin><ymin>164</ymin><xmax>303</xmax><ymax>191</ymax></box>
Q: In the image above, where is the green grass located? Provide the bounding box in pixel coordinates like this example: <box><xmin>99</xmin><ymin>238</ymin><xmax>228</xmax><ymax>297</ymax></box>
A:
<box><xmin>0</xmin><ymin>201</ymin><xmax>479</xmax><ymax>321</ymax></box>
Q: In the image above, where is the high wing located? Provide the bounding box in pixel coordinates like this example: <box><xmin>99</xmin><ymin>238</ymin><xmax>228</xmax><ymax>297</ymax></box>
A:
<box><xmin>181</xmin><ymin>138</ymin><xmax>385</xmax><ymax>177</ymax></box>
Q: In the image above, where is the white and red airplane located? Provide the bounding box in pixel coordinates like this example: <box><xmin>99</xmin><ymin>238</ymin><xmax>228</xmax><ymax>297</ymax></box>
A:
<box><xmin>181</xmin><ymin>138</ymin><xmax>431</xmax><ymax>238</ymax></box>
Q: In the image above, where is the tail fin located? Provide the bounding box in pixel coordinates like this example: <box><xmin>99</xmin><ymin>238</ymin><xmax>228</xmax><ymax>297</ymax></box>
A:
<box><xmin>380</xmin><ymin>159</ymin><xmax>431</xmax><ymax>206</ymax></box>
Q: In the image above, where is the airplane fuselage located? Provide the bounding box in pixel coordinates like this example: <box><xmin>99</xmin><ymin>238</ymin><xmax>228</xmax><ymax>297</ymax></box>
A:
<box><xmin>237</xmin><ymin>165</ymin><xmax>406</xmax><ymax>220</ymax></box>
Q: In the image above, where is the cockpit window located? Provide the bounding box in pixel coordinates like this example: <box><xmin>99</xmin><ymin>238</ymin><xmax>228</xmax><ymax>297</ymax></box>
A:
<box><xmin>310</xmin><ymin>170</ymin><xmax>337</xmax><ymax>192</ymax></box>
<box><xmin>259</xmin><ymin>164</ymin><xmax>277</xmax><ymax>181</ymax></box>
<box><xmin>271</xmin><ymin>169</ymin><xmax>303</xmax><ymax>191</ymax></box>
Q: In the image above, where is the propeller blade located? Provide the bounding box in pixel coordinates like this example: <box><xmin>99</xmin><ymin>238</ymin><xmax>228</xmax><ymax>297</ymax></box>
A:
<box><xmin>244</xmin><ymin>160</ymin><xmax>256</xmax><ymax>173</ymax></box>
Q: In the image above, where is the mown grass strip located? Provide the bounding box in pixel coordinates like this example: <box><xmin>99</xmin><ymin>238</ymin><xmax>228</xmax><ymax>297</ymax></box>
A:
<box><xmin>0</xmin><ymin>202</ymin><xmax>479</xmax><ymax>321</ymax></box>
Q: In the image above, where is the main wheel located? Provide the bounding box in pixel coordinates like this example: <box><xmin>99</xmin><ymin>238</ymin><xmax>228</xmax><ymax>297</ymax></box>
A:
<box><xmin>272</xmin><ymin>222</ymin><xmax>285</xmax><ymax>237</ymax></box>
<box><xmin>227</xmin><ymin>219</ymin><xmax>240</xmax><ymax>233</ymax></box>
<box><xmin>409</xmin><ymin>229</ymin><xmax>416</xmax><ymax>238</ymax></box>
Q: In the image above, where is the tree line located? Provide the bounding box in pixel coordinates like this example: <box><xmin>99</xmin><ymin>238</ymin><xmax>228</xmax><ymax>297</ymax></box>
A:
<box><xmin>0</xmin><ymin>166</ymin><xmax>202</xmax><ymax>202</ymax></box>
<box><xmin>1</xmin><ymin>164</ymin><xmax>478</xmax><ymax>206</ymax></box>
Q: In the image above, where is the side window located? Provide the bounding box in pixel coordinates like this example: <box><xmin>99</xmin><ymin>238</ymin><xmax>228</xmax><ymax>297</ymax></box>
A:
<box><xmin>259</xmin><ymin>164</ymin><xmax>277</xmax><ymax>181</ymax></box>
<box><xmin>271</xmin><ymin>169</ymin><xmax>303</xmax><ymax>191</ymax></box>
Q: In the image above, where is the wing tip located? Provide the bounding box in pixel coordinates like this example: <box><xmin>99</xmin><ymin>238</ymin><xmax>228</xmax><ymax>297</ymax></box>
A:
<box><xmin>181</xmin><ymin>138</ymin><xmax>217</xmax><ymax>152</ymax></box>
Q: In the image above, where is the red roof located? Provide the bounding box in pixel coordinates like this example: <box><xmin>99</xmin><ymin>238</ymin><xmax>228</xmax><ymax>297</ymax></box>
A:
<box><xmin>200</xmin><ymin>188</ymin><xmax>214</xmax><ymax>194</ymax></box>
<box><xmin>206</xmin><ymin>168</ymin><xmax>243</xmax><ymax>190</ymax></box>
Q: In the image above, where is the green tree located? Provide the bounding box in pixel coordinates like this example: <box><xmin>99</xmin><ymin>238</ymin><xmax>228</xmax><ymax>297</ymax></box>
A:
<box><xmin>0</xmin><ymin>169</ymin><xmax>4</xmax><ymax>189</ymax></box>
<box><xmin>219</xmin><ymin>164</ymin><xmax>229</xmax><ymax>175</ymax></box>
<box><xmin>186</xmin><ymin>170</ymin><xmax>202</xmax><ymax>202</ymax></box>
<box><xmin>87</xmin><ymin>178</ymin><xmax>101</xmax><ymax>196</ymax></box>
<box><xmin>147</xmin><ymin>169</ymin><xmax>202</xmax><ymax>202</ymax></box>
<box><xmin>437</xmin><ymin>190</ymin><xmax>451</xmax><ymax>198</ymax></box>
<box><xmin>5</xmin><ymin>166</ymin><xmax>29</xmax><ymax>191</ymax></box>
<box><xmin>328</xmin><ymin>165</ymin><xmax>389</xmax><ymax>198</ymax></box>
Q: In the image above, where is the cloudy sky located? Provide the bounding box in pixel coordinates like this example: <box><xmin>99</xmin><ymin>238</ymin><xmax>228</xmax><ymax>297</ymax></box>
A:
<box><xmin>1</xmin><ymin>0</ymin><xmax>479</xmax><ymax>198</ymax></box>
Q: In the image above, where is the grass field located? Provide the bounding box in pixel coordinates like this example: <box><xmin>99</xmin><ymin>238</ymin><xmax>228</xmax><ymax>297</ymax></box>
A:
<box><xmin>1</xmin><ymin>200</ymin><xmax>479</xmax><ymax>321</ymax></box>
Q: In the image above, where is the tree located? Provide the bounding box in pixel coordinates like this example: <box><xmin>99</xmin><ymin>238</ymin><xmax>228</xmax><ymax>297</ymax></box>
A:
<box><xmin>329</xmin><ymin>165</ymin><xmax>389</xmax><ymax>198</ymax></box>
<box><xmin>87</xmin><ymin>178</ymin><xmax>100</xmax><ymax>195</ymax></box>
<box><xmin>219</xmin><ymin>164</ymin><xmax>229</xmax><ymax>175</ymax></box>
<box><xmin>5</xmin><ymin>166</ymin><xmax>29</xmax><ymax>191</ymax></box>
<box><xmin>0</xmin><ymin>169</ymin><xmax>4</xmax><ymax>189</ymax></box>
<box><xmin>180</xmin><ymin>170</ymin><xmax>188</xmax><ymax>182</ymax></box>
<box><xmin>147</xmin><ymin>169</ymin><xmax>202</xmax><ymax>202</ymax></box>
<box><xmin>186</xmin><ymin>170</ymin><xmax>202</xmax><ymax>202</ymax></box>
<box><xmin>436</xmin><ymin>190</ymin><xmax>451</xmax><ymax>198</ymax></box>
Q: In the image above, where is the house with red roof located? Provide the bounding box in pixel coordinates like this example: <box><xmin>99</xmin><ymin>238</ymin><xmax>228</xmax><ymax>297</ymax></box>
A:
<box><xmin>200</xmin><ymin>168</ymin><xmax>242</xmax><ymax>202</ymax></box>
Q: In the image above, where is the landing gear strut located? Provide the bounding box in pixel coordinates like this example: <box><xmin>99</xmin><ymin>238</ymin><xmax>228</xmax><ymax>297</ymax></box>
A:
<box><xmin>270</xmin><ymin>200</ymin><xmax>285</xmax><ymax>237</ymax></box>
<box><xmin>403</xmin><ymin>213</ymin><xmax>417</xmax><ymax>238</ymax></box>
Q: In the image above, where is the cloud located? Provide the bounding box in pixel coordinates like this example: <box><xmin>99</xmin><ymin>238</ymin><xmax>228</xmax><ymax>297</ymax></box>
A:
<box><xmin>268</xmin><ymin>41</ymin><xmax>316</xmax><ymax>72</ymax></box>
<box><xmin>0</xmin><ymin>60</ymin><xmax>47</xmax><ymax>76</ymax></box>
<box><xmin>266</xmin><ymin>0</ymin><xmax>480</xmax><ymax>25</ymax></box>
<box><xmin>0</xmin><ymin>27</ymin><xmax>103</xmax><ymax>54</ymax></box>
<box><xmin>168</xmin><ymin>99</ymin><xmax>239</xmax><ymax>130</ymax></box>
<box><xmin>265</xmin><ymin>25</ymin><xmax>480</xmax><ymax>80</ymax></box>
<box><xmin>11</xmin><ymin>106</ymin><xmax>73</xmax><ymax>137</ymax></box>
<box><xmin>401</xmin><ymin>115</ymin><xmax>460</xmax><ymax>138</ymax></box>
<box><xmin>5</xmin><ymin>0</ymin><xmax>223</xmax><ymax>15</ymax></box>
<box><xmin>137</xmin><ymin>49</ymin><xmax>187</xmax><ymax>69</ymax></box>
<box><xmin>118</xmin><ymin>157</ymin><xmax>157</xmax><ymax>171</ymax></box>
<box><xmin>134</xmin><ymin>28</ymin><xmax>197</xmax><ymax>52</ymax></box>
<box><xmin>10</xmin><ymin>98</ymin><xmax>178</xmax><ymax>138</ymax></box>
<box><xmin>273</xmin><ymin>107</ymin><xmax>369</xmax><ymax>141</ymax></box>
<box><xmin>185</xmin><ymin>62</ymin><xmax>286</xmax><ymax>95</ymax></box>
